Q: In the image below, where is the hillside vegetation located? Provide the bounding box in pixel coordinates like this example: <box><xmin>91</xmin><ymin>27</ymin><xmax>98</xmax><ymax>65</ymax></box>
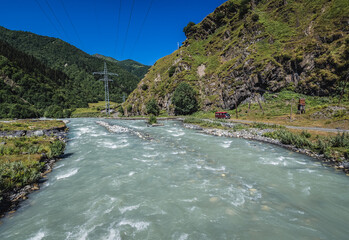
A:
<box><xmin>125</xmin><ymin>0</ymin><xmax>349</xmax><ymax>119</ymax></box>
<box><xmin>0</xmin><ymin>26</ymin><xmax>147</xmax><ymax>118</ymax></box>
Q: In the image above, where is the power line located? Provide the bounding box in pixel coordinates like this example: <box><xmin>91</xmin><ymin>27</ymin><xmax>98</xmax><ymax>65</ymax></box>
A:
<box><xmin>114</xmin><ymin>0</ymin><xmax>122</xmax><ymax>57</ymax></box>
<box><xmin>59</xmin><ymin>0</ymin><xmax>84</xmax><ymax>48</ymax></box>
<box><xmin>121</xmin><ymin>0</ymin><xmax>136</xmax><ymax>58</ymax></box>
<box><xmin>131</xmin><ymin>0</ymin><xmax>155</xmax><ymax>57</ymax></box>
<box><xmin>43</xmin><ymin>0</ymin><xmax>71</xmax><ymax>41</ymax></box>
<box><xmin>93</xmin><ymin>62</ymin><xmax>118</xmax><ymax>115</ymax></box>
<box><xmin>34</xmin><ymin>0</ymin><xmax>62</xmax><ymax>36</ymax></box>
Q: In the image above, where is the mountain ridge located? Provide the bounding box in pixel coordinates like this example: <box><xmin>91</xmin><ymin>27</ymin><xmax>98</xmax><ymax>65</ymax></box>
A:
<box><xmin>124</xmin><ymin>0</ymin><xmax>349</xmax><ymax>116</ymax></box>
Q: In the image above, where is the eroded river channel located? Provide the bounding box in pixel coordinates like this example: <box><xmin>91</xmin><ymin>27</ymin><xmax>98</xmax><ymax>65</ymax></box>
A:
<box><xmin>1</xmin><ymin>118</ymin><xmax>349</xmax><ymax>239</ymax></box>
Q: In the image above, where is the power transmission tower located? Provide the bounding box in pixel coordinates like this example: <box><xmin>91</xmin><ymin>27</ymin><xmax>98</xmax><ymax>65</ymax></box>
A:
<box><xmin>93</xmin><ymin>62</ymin><xmax>118</xmax><ymax>115</ymax></box>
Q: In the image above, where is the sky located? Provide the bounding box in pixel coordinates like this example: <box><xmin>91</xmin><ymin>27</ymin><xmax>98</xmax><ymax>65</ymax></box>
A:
<box><xmin>0</xmin><ymin>0</ymin><xmax>227</xmax><ymax>66</ymax></box>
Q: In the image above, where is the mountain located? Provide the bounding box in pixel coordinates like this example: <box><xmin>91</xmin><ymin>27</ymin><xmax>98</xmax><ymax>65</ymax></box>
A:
<box><xmin>93</xmin><ymin>54</ymin><xmax>151</xmax><ymax>79</ymax></box>
<box><xmin>125</xmin><ymin>0</ymin><xmax>349</xmax><ymax>115</ymax></box>
<box><xmin>0</xmin><ymin>26</ymin><xmax>147</xmax><ymax>118</ymax></box>
<box><xmin>93</xmin><ymin>54</ymin><xmax>119</xmax><ymax>63</ymax></box>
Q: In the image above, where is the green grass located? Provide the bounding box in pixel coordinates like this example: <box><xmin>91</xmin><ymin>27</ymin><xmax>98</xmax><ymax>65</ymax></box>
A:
<box><xmin>0</xmin><ymin>120</ymin><xmax>66</xmax><ymax>201</ymax></box>
<box><xmin>0</xmin><ymin>120</ymin><xmax>65</xmax><ymax>131</ymax></box>
<box><xmin>264</xmin><ymin>130</ymin><xmax>349</xmax><ymax>160</ymax></box>
<box><xmin>71</xmin><ymin>101</ymin><xmax>120</xmax><ymax>118</ymax></box>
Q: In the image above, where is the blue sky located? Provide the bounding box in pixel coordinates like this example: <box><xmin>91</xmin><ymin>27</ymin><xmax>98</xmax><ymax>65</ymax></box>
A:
<box><xmin>0</xmin><ymin>0</ymin><xmax>227</xmax><ymax>65</ymax></box>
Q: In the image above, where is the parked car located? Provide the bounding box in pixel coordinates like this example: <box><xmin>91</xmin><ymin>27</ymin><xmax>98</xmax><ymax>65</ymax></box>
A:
<box><xmin>215</xmin><ymin>112</ymin><xmax>230</xmax><ymax>119</ymax></box>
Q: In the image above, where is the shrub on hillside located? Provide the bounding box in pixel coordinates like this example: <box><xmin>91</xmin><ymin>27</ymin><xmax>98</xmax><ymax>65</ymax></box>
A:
<box><xmin>172</xmin><ymin>82</ymin><xmax>198</xmax><ymax>115</ymax></box>
<box><xmin>183</xmin><ymin>22</ymin><xmax>196</xmax><ymax>37</ymax></box>
<box><xmin>168</xmin><ymin>66</ymin><xmax>176</xmax><ymax>77</ymax></box>
<box><xmin>146</xmin><ymin>99</ymin><xmax>160</xmax><ymax>116</ymax></box>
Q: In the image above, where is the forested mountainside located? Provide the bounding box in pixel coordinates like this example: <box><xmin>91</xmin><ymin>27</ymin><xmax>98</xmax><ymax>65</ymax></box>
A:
<box><xmin>125</xmin><ymin>0</ymin><xmax>349</xmax><ymax>115</ymax></box>
<box><xmin>0</xmin><ymin>26</ymin><xmax>147</xmax><ymax>118</ymax></box>
<box><xmin>0</xmin><ymin>39</ymin><xmax>71</xmax><ymax>118</ymax></box>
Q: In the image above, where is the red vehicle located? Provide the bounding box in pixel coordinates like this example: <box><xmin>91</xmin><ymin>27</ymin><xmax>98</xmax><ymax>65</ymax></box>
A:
<box><xmin>215</xmin><ymin>112</ymin><xmax>230</xmax><ymax>119</ymax></box>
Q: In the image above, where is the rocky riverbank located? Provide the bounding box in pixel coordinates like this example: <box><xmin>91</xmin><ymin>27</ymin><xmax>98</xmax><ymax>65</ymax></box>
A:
<box><xmin>183</xmin><ymin>123</ymin><xmax>349</xmax><ymax>175</ymax></box>
<box><xmin>0</xmin><ymin>122</ymin><xmax>69</xmax><ymax>218</ymax></box>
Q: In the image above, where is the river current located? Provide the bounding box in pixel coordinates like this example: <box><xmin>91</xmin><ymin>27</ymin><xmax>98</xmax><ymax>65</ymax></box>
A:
<box><xmin>0</xmin><ymin>118</ymin><xmax>348</xmax><ymax>239</ymax></box>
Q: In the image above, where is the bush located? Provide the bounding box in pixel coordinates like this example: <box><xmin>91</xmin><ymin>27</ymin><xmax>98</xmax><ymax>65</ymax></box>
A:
<box><xmin>168</xmin><ymin>66</ymin><xmax>176</xmax><ymax>78</ymax></box>
<box><xmin>183</xmin><ymin>22</ymin><xmax>196</xmax><ymax>37</ymax></box>
<box><xmin>330</xmin><ymin>133</ymin><xmax>349</xmax><ymax>148</ymax></box>
<box><xmin>148</xmin><ymin>115</ymin><xmax>157</xmax><ymax>125</ymax></box>
<box><xmin>172</xmin><ymin>82</ymin><xmax>198</xmax><ymax>115</ymax></box>
<box><xmin>214</xmin><ymin>12</ymin><xmax>225</xmax><ymax>26</ymax></box>
<box><xmin>118</xmin><ymin>106</ymin><xmax>124</xmax><ymax>116</ymax></box>
<box><xmin>251</xmin><ymin>13</ymin><xmax>259</xmax><ymax>22</ymax></box>
<box><xmin>239</xmin><ymin>0</ymin><xmax>251</xmax><ymax>19</ymax></box>
<box><xmin>264</xmin><ymin>130</ymin><xmax>313</xmax><ymax>149</ymax></box>
<box><xmin>48</xmin><ymin>140</ymin><xmax>65</xmax><ymax>158</ymax></box>
<box><xmin>141</xmin><ymin>84</ymin><xmax>148</xmax><ymax>91</ymax></box>
<box><xmin>127</xmin><ymin>105</ymin><xmax>132</xmax><ymax>113</ymax></box>
<box><xmin>146</xmin><ymin>99</ymin><xmax>160</xmax><ymax>116</ymax></box>
<box><xmin>300</xmin><ymin>130</ymin><xmax>311</xmax><ymax>138</ymax></box>
<box><xmin>44</xmin><ymin>105</ymin><xmax>64</xmax><ymax>118</ymax></box>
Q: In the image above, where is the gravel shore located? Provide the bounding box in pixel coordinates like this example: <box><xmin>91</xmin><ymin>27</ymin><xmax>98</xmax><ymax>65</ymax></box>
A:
<box><xmin>183</xmin><ymin>123</ymin><xmax>349</xmax><ymax>175</ymax></box>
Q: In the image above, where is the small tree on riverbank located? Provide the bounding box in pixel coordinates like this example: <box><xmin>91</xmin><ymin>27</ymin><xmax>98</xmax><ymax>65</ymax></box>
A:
<box><xmin>172</xmin><ymin>82</ymin><xmax>198</xmax><ymax>115</ymax></box>
<box><xmin>146</xmin><ymin>99</ymin><xmax>160</xmax><ymax>116</ymax></box>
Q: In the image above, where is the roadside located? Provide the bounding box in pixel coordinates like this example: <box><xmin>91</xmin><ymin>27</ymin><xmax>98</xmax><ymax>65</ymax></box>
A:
<box><xmin>225</xmin><ymin>119</ymin><xmax>349</xmax><ymax>133</ymax></box>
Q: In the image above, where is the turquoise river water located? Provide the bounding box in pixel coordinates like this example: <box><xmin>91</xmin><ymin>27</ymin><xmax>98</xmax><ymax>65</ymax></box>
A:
<box><xmin>0</xmin><ymin>118</ymin><xmax>348</xmax><ymax>239</ymax></box>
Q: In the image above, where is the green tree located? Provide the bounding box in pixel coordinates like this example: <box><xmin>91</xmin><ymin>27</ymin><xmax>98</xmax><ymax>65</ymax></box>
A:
<box><xmin>183</xmin><ymin>22</ymin><xmax>196</xmax><ymax>37</ymax></box>
<box><xmin>146</xmin><ymin>99</ymin><xmax>160</xmax><ymax>116</ymax></box>
<box><xmin>172</xmin><ymin>82</ymin><xmax>198</xmax><ymax>115</ymax></box>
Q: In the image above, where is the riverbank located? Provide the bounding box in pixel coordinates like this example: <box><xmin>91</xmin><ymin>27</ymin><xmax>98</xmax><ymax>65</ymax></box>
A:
<box><xmin>183</xmin><ymin>122</ymin><xmax>349</xmax><ymax>175</ymax></box>
<box><xmin>0</xmin><ymin>120</ymin><xmax>68</xmax><ymax>218</ymax></box>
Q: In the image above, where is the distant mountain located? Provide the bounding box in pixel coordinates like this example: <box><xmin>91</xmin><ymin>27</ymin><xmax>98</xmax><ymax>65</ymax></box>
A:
<box><xmin>93</xmin><ymin>54</ymin><xmax>150</xmax><ymax>79</ymax></box>
<box><xmin>0</xmin><ymin>26</ymin><xmax>148</xmax><ymax>118</ymax></box>
<box><xmin>93</xmin><ymin>54</ymin><xmax>119</xmax><ymax>63</ymax></box>
<box><xmin>125</xmin><ymin>0</ymin><xmax>349</xmax><ymax>115</ymax></box>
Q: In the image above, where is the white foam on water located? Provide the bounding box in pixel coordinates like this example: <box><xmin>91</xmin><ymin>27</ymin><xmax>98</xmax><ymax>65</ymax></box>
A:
<box><xmin>106</xmin><ymin>229</ymin><xmax>121</xmax><ymax>240</ymax></box>
<box><xmin>77</xmin><ymin>127</ymin><xmax>92</xmax><ymax>135</ymax></box>
<box><xmin>119</xmin><ymin>204</ymin><xmax>140</xmax><ymax>214</ymax></box>
<box><xmin>118</xmin><ymin>220</ymin><xmax>150</xmax><ymax>231</ymax></box>
<box><xmin>172</xmin><ymin>150</ymin><xmax>186</xmax><ymax>155</ymax></box>
<box><xmin>143</xmin><ymin>153</ymin><xmax>159</xmax><ymax>158</ymax></box>
<box><xmin>56</xmin><ymin>169</ymin><xmax>78</xmax><ymax>180</ymax></box>
<box><xmin>128</xmin><ymin>171</ymin><xmax>136</xmax><ymax>176</ymax></box>
<box><xmin>74</xmin><ymin>157</ymin><xmax>84</xmax><ymax>162</ymax></box>
<box><xmin>302</xmin><ymin>186</ymin><xmax>311</xmax><ymax>195</ymax></box>
<box><xmin>179</xmin><ymin>233</ymin><xmax>189</xmax><ymax>240</ymax></box>
<box><xmin>172</xmin><ymin>132</ymin><xmax>185</xmax><ymax>137</ymax></box>
<box><xmin>28</xmin><ymin>230</ymin><xmax>46</xmax><ymax>240</ymax></box>
<box><xmin>143</xmin><ymin>146</ymin><xmax>154</xmax><ymax>150</ymax></box>
<box><xmin>221</xmin><ymin>141</ymin><xmax>232</xmax><ymax>148</ymax></box>
<box><xmin>181</xmin><ymin>197</ymin><xmax>198</xmax><ymax>203</ymax></box>
<box><xmin>103</xmin><ymin>141</ymin><xmax>129</xmax><ymax>149</ymax></box>
<box><xmin>204</xmin><ymin>165</ymin><xmax>226</xmax><ymax>172</ymax></box>
<box><xmin>54</xmin><ymin>163</ymin><xmax>65</xmax><ymax>169</ymax></box>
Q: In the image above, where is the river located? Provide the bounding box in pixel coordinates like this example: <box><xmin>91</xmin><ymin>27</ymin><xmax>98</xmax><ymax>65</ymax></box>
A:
<box><xmin>0</xmin><ymin>118</ymin><xmax>348</xmax><ymax>239</ymax></box>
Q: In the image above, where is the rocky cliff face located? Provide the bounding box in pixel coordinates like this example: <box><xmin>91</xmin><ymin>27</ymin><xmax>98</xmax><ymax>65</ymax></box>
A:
<box><xmin>125</xmin><ymin>0</ymin><xmax>349</xmax><ymax>115</ymax></box>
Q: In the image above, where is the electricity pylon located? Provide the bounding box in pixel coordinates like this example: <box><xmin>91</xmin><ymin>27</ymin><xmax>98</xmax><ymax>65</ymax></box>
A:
<box><xmin>93</xmin><ymin>62</ymin><xmax>118</xmax><ymax>115</ymax></box>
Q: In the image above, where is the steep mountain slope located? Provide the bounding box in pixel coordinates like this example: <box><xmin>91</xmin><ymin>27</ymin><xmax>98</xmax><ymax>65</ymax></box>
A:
<box><xmin>0</xmin><ymin>39</ymin><xmax>72</xmax><ymax>118</ymax></box>
<box><xmin>0</xmin><ymin>26</ymin><xmax>144</xmax><ymax>107</ymax></box>
<box><xmin>125</xmin><ymin>0</ymin><xmax>349</xmax><ymax>115</ymax></box>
